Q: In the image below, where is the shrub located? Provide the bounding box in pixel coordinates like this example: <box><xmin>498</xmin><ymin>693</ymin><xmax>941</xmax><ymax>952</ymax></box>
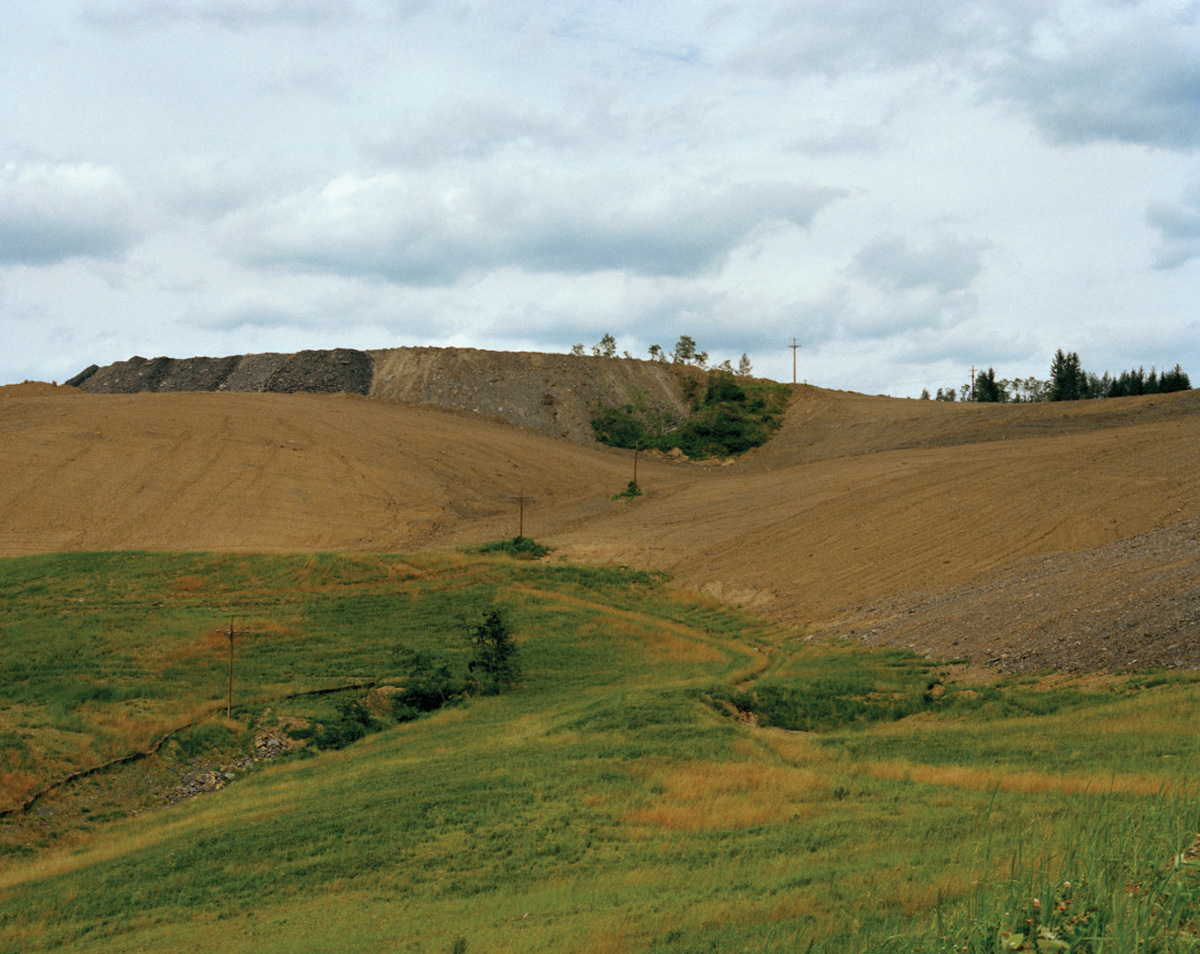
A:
<box><xmin>472</xmin><ymin>537</ymin><xmax>550</xmax><ymax>559</ymax></box>
<box><xmin>591</xmin><ymin>372</ymin><xmax>787</xmax><ymax>459</ymax></box>
<box><xmin>468</xmin><ymin>610</ymin><xmax>521</xmax><ymax>695</ymax></box>
<box><xmin>613</xmin><ymin>480</ymin><xmax>642</xmax><ymax>500</ymax></box>
<box><xmin>316</xmin><ymin>697</ymin><xmax>377</xmax><ymax>750</ymax></box>
<box><xmin>391</xmin><ymin>649</ymin><xmax>464</xmax><ymax>721</ymax></box>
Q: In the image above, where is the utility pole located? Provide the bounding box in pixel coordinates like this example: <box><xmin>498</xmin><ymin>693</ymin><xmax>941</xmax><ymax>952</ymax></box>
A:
<box><xmin>517</xmin><ymin>489</ymin><xmax>524</xmax><ymax>540</ymax></box>
<box><xmin>224</xmin><ymin>617</ymin><xmax>250</xmax><ymax>719</ymax></box>
<box><xmin>790</xmin><ymin>338</ymin><xmax>802</xmax><ymax>385</ymax></box>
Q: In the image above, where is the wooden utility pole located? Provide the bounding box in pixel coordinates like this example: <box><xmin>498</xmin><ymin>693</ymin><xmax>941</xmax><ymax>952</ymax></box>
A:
<box><xmin>224</xmin><ymin>617</ymin><xmax>250</xmax><ymax>719</ymax></box>
<box><xmin>633</xmin><ymin>441</ymin><xmax>639</xmax><ymax>487</ymax></box>
<box><xmin>517</xmin><ymin>489</ymin><xmax>525</xmax><ymax>540</ymax></box>
<box><xmin>790</xmin><ymin>338</ymin><xmax>802</xmax><ymax>384</ymax></box>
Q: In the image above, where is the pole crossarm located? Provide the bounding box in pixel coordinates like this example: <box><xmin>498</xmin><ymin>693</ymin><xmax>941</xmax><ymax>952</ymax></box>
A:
<box><xmin>789</xmin><ymin>338</ymin><xmax>803</xmax><ymax>385</ymax></box>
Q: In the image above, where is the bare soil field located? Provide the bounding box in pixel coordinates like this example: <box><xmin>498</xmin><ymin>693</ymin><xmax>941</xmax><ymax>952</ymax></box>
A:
<box><xmin>2</xmin><ymin>372</ymin><xmax>1198</xmax><ymax>674</ymax></box>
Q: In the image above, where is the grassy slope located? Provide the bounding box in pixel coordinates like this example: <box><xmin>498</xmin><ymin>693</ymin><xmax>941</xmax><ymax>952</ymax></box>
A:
<box><xmin>1</xmin><ymin>554</ymin><xmax>1200</xmax><ymax>952</ymax></box>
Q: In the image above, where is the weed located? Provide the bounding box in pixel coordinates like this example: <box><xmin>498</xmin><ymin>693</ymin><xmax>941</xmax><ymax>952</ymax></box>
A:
<box><xmin>470</xmin><ymin>537</ymin><xmax>550</xmax><ymax>559</ymax></box>
<box><xmin>613</xmin><ymin>480</ymin><xmax>643</xmax><ymax>500</ymax></box>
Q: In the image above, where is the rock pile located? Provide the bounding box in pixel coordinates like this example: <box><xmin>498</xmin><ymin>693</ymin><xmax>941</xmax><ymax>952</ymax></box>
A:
<box><xmin>67</xmin><ymin>349</ymin><xmax>374</xmax><ymax>396</ymax></box>
<box><xmin>161</xmin><ymin>731</ymin><xmax>302</xmax><ymax>806</ymax></box>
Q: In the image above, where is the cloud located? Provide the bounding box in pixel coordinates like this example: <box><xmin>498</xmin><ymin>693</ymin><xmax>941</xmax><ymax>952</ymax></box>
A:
<box><xmin>851</xmin><ymin>234</ymin><xmax>989</xmax><ymax>294</ymax></box>
<box><xmin>987</xmin><ymin>13</ymin><xmax>1200</xmax><ymax>150</ymax></box>
<box><xmin>222</xmin><ymin>171</ymin><xmax>846</xmax><ymax>284</ymax></box>
<box><xmin>82</xmin><ymin>0</ymin><xmax>360</xmax><ymax>30</ymax></box>
<box><xmin>729</xmin><ymin>0</ymin><xmax>1038</xmax><ymax>79</ymax></box>
<box><xmin>1147</xmin><ymin>181</ymin><xmax>1200</xmax><ymax>269</ymax></box>
<box><xmin>789</xmin><ymin>123</ymin><xmax>886</xmax><ymax>156</ymax></box>
<box><xmin>156</xmin><ymin>156</ymin><xmax>266</xmax><ymax>221</ymax></box>
<box><xmin>0</xmin><ymin>162</ymin><xmax>140</xmax><ymax>266</ymax></box>
<box><xmin>368</xmin><ymin>102</ymin><xmax>566</xmax><ymax>169</ymax></box>
<box><xmin>731</xmin><ymin>0</ymin><xmax>1200</xmax><ymax>152</ymax></box>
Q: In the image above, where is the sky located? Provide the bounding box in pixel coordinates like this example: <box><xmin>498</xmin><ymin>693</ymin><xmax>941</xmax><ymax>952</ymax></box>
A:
<box><xmin>2</xmin><ymin>0</ymin><xmax>1198</xmax><ymax>395</ymax></box>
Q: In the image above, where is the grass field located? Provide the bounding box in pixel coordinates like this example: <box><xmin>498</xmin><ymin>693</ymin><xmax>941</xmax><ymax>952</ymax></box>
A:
<box><xmin>2</xmin><ymin>551</ymin><xmax>1200</xmax><ymax>952</ymax></box>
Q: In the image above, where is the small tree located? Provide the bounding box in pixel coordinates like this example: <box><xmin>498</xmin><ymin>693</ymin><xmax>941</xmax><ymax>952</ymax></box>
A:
<box><xmin>648</xmin><ymin>344</ymin><xmax>665</xmax><ymax>362</ymax></box>
<box><xmin>670</xmin><ymin>335</ymin><xmax>708</xmax><ymax>366</ymax></box>
<box><xmin>737</xmin><ymin>353</ymin><xmax>753</xmax><ymax>377</ymax></box>
<box><xmin>570</xmin><ymin>343</ymin><xmax>586</xmax><ymax>356</ymax></box>
<box><xmin>468</xmin><ymin>610</ymin><xmax>521</xmax><ymax>695</ymax></box>
<box><xmin>592</xmin><ymin>333</ymin><xmax>617</xmax><ymax>358</ymax></box>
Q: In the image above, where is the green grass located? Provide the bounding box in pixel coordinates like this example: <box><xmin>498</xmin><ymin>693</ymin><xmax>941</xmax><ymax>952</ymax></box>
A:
<box><xmin>2</xmin><ymin>553</ymin><xmax>1200</xmax><ymax>953</ymax></box>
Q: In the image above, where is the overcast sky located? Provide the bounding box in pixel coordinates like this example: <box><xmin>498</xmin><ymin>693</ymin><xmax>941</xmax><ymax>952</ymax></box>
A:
<box><xmin>2</xmin><ymin>0</ymin><xmax>1198</xmax><ymax>395</ymax></box>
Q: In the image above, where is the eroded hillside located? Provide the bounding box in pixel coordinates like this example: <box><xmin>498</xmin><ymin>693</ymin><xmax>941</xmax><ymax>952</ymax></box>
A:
<box><xmin>2</xmin><ymin>372</ymin><xmax>1198</xmax><ymax>673</ymax></box>
<box><xmin>64</xmin><ymin>346</ymin><xmax>697</xmax><ymax>445</ymax></box>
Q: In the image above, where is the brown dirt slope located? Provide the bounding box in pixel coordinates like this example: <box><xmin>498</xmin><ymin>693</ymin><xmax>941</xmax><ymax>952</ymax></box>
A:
<box><xmin>63</xmin><ymin>346</ymin><xmax>698</xmax><ymax>445</ymax></box>
<box><xmin>370</xmin><ymin>346</ymin><xmax>694</xmax><ymax>444</ymax></box>
<box><xmin>2</xmin><ymin>378</ymin><xmax>1198</xmax><ymax>673</ymax></box>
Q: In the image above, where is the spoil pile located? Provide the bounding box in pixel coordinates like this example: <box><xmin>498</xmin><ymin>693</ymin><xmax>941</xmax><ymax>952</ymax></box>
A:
<box><xmin>66</xmin><ymin>349</ymin><xmax>374</xmax><ymax>396</ymax></box>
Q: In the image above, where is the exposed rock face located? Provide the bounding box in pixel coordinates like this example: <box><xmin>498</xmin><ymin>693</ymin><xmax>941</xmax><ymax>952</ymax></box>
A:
<box><xmin>74</xmin><ymin>350</ymin><xmax>374</xmax><ymax>396</ymax></box>
<box><xmin>68</xmin><ymin>346</ymin><xmax>697</xmax><ymax>444</ymax></box>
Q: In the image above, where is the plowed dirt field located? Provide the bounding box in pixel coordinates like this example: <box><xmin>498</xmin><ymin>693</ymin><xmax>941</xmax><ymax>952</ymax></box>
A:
<box><xmin>3</xmin><ymin>379</ymin><xmax>1198</xmax><ymax>674</ymax></box>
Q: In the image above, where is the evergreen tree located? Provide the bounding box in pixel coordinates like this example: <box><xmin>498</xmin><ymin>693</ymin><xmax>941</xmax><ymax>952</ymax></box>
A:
<box><xmin>1049</xmin><ymin>349</ymin><xmax>1084</xmax><ymax>401</ymax></box>
<box><xmin>1160</xmin><ymin>364</ymin><xmax>1191</xmax><ymax>392</ymax></box>
<box><xmin>973</xmin><ymin>367</ymin><xmax>1007</xmax><ymax>402</ymax></box>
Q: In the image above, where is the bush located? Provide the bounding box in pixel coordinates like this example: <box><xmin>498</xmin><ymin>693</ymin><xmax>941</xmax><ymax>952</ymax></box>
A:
<box><xmin>591</xmin><ymin>372</ymin><xmax>788</xmax><ymax>459</ymax></box>
<box><xmin>316</xmin><ymin>697</ymin><xmax>377</xmax><ymax>750</ymax></box>
<box><xmin>472</xmin><ymin>537</ymin><xmax>550</xmax><ymax>559</ymax></box>
<box><xmin>391</xmin><ymin>649</ymin><xmax>464</xmax><ymax>720</ymax></box>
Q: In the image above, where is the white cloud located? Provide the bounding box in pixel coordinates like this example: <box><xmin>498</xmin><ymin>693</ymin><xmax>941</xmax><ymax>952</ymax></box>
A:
<box><xmin>221</xmin><ymin>170</ymin><xmax>846</xmax><ymax>284</ymax></box>
<box><xmin>81</xmin><ymin>0</ymin><xmax>361</xmax><ymax>31</ymax></box>
<box><xmin>0</xmin><ymin>162</ymin><xmax>140</xmax><ymax>266</ymax></box>
<box><xmin>729</xmin><ymin>0</ymin><xmax>1039</xmax><ymax>79</ymax></box>
<box><xmin>1147</xmin><ymin>181</ymin><xmax>1200</xmax><ymax>268</ymax></box>
<box><xmin>987</xmin><ymin>11</ymin><xmax>1200</xmax><ymax>150</ymax></box>
<box><xmin>852</xmin><ymin>234</ymin><xmax>990</xmax><ymax>294</ymax></box>
<box><xmin>732</xmin><ymin>0</ymin><xmax>1200</xmax><ymax>152</ymax></box>
<box><xmin>156</xmin><ymin>156</ymin><xmax>267</xmax><ymax>221</ymax></box>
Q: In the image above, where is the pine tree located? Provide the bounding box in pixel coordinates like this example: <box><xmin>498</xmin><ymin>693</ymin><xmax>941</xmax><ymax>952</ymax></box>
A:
<box><xmin>1049</xmin><ymin>349</ymin><xmax>1084</xmax><ymax>401</ymax></box>
<box><xmin>973</xmin><ymin>367</ymin><xmax>1007</xmax><ymax>402</ymax></box>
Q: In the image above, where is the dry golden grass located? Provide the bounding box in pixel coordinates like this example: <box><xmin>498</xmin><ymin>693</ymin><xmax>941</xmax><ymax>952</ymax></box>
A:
<box><xmin>624</xmin><ymin>760</ymin><xmax>829</xmax><ymax>832</ymax></box>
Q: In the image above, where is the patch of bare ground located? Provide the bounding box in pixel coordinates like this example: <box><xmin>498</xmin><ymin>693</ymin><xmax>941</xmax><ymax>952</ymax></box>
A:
<box><xmin>2</xmin><ymin>370</ymin><xmax>1198</xmax><ymax>674</ymax></box>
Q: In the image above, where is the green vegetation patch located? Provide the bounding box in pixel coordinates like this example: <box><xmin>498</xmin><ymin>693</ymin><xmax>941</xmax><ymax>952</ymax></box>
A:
<box><xmin>592</xmin><ymin>371</ymin><xmax>790</xmax><ymax>459</ymax></box>
<box><xmin>3</xmin><ymin>554</ymin><xmax>1200</xmax><ymax>954</ymax></box>
<box><xmin>466</xmin><ymin>536</ymin><xmax>551</xmax><ymax>559</ymax></box>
